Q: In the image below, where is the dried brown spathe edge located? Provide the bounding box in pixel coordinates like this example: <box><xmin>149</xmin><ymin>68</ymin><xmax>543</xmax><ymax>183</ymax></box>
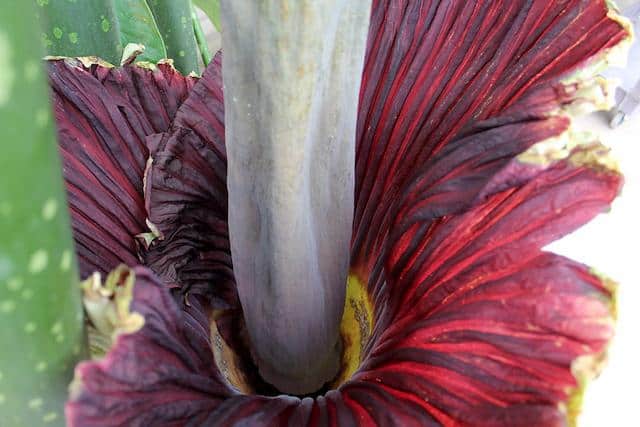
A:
<box><xmin>80</xmin><ymin>265</ymin><xmax>145</xmax><ymax>359</ymax></box>
<box><xmin>68</xmin><ymin>265</ymin><xmax>145</xmax><ymax>401</ymax></box>
<box><xmin>516</xmin><ymin>3</ymin><xmax>632</xmax><ymax>423</ymax></box>
<box><xmin>43</xmin><ymin>42</ymin><xmax>200</xmax><ymax>77</ymax></box>
<box><xmin>521</xmin><ymin>137</ymin><xmax>620</xmax><ymax>425</ymax></box>
<box><xmin>562</xmin><ymin>270</ymin><xmax>618</xmax><ymax>427</ymax></box>
<box><xmin>137</xmin><ymin>156</ymin><xmax>164</xmax><ymax>249</ymax></box>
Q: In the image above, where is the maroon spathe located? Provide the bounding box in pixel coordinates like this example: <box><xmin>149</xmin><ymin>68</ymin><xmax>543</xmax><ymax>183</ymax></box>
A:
<box><xmin>50</xmin><ymin>0</ymin><xmax>628</xmax><ymax>425</ymax></box>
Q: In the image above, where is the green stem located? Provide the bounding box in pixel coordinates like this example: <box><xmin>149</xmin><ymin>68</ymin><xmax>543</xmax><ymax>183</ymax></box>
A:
<box><xmin>34</xmin><ymin>0</ymin><xmax>122</xmax><ymax>65</ymax></box>
<box><xmin>192</xmin><ymin>5</ymin><xmax>212</xmax><ymax>66</ymax></box>
<box><xmin>1</xmin><ymin>2</ymin><xmax>85</xmax><ymax>426</ymax></box>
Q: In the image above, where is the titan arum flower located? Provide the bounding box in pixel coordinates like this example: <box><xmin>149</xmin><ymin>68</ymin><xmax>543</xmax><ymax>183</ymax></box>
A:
<box><xmin>45</xmin><ymin>0</ymin><xmax>631</xmax><ymax>425</ymax></box>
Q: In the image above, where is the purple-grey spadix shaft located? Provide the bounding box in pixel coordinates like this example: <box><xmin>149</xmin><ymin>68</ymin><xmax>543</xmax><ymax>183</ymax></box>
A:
<box><xmin>220</xmin><ymin>0</ymin><xmax>372</xmax><ymax>394</ymax></box>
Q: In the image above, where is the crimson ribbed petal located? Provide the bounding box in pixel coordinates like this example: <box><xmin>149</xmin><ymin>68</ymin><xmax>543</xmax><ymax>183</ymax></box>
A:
<box><xmin>49</xmin><ymin>59</ymin><xmax>195</xmax><ymax>277</ymax></box>
<box><xmin>352</xmin><ymin>0</ymin><xmax>628</xmax><ymax>271</ymax></box>
<box><xmin>355</xmin><ymin>147</ymin><xmax>621</xmax><ymax>425</ymax></box>
<box><xmin>66</xmin><ymin>151</ymin><xmax>620</xmax><ymax>426</ymax></box>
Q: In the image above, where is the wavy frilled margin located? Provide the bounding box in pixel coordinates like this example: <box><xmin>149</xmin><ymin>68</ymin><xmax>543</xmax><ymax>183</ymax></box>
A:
<box><xmin>514</xmin><ymin>6</ymin><xmax>633</xmax><ymax>423</ymax></box>
<box><xmin>517</xmin><ymin>140</ymin><xmax>620</xmax><ymax>427</ymax></box>
<box><xmin>56</xmin><ymin>0</ymin><xmax>633</xmax><ymax>426</ymax></box>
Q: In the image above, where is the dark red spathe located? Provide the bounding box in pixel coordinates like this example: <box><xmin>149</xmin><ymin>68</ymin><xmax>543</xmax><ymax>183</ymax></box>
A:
<box><xmin>51</xmin><ymin>0</ymin><xmax>628</xmax><ymax>425</ymax></box>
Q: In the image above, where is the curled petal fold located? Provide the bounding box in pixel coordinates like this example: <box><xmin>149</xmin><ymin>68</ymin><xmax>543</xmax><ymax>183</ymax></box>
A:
<box><xmin>142</xmin><ymin>127</ymin><xmax>234</xmax><ymax>306</ymax></box>
<box><xmin>49</xmin><ymin>59</ymin><xmax>195</xmax><ymax>277</ymax></box>
<box><xmin>140</xmin><ymin>55</ymin><xmax>232</xmax><ymax>304</ymax></box>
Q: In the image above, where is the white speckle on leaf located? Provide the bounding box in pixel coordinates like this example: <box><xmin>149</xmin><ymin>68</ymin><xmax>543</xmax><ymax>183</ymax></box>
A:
<box><xmin>60</xmin><ymin>250</ymin><xmax>72</xmax><ymax>271</ymax></box>
<box><xmin>0</xmin><ymin>202</ymin><xmax>11</xmax><ymax>217</ymax></box>
<box><xmin>35</xmin><ymin>362</ymin><xmax>47</xmax><ymax>372</ymax></box>
<box><xmin>24</xmin><ymin>322</ymin><xmax>36</xmax><ymax>333</ymax></box>
<box><xmin>52</xmin><ymin>320</ymin><xmax>65</xmax><ymax>343</ymax></box>
<box><xmin>36</xmin><ymin>108</ymin><xmax>49</xmax><ymax>127</ymax></box>
<box><xmin>28</xmin><ymin>250</ymin><xmax>48</xmax><ymax>274</ymax></box>
<box><xmin>0</xmin><ymin>300</ymin><xmax>16</xmax><ymax>314</ymax></box>
<box><xmin>51</xmin><ymin>321</ymin><xmax>63</xmax><ymax>335</ymax></box>
<box><xmin>6</xmin><ymin>276</ymin><xmax>23</xmax><ymax>292</ymax></box>
<box><xmin>43</xmin><ymin>412</ymin><xmax>58</xmax><ymax>423</ymax></box>
<box><xmin>0</xmin><ymin>394</ymin><xmax>5</xmax><ymax>405</ymax></box>
<box><xmin>101</xmin><ymin>17</ymin><xmax>111</xmax><ymax>33</ymax></box>
<box><xmin>21</xmin><ymin>289</ymin><xmax>34</xmax><ymax>300</ymax></box>
<box><xmin>42</xmin><ymin>199</ymin><xmax>58</xmax><ymax>220</ymax></box>
<box><xmin>0</xmin><ymin>256</ymin><xmax>12</xmax><ymax>280</ymax></box>
<box><xmin>25</xmin><ymin>61</ymin><xmax>39</xmax><ymax>81</ymax></box>
<box><xmin>28</xmin><ymin>398</ymin><xmax>43</xmax><ymax>410</ymax></box>
<box><xmin>0</xmin><ymin>32</ymin><xmax>15</xmax><ymax>106</ymax></box>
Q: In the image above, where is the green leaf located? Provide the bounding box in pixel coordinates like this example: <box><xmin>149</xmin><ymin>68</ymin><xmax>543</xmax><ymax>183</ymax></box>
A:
<box><xmin>147</xmin><ymin>0</ymin><xmax>200</xmax><ymax>74</ymax></box>
<box><xmin>34</xmin><ymin>0</ymin><xmax>122</xmax><ymax>65</ymax></box>
<box><xmin>114</xmin><ymin>0</ymin><xmax>167</xmax><ymax>63</ymax></box>
<box><xmin>1</xmin><ymin>2</ymin><xmax>85</xmax><ymax>426</ymax></box>
<box><xmin>193</xmin><ymin>0</ymin><xmax>221</xmax><ymax>30</ymax></box>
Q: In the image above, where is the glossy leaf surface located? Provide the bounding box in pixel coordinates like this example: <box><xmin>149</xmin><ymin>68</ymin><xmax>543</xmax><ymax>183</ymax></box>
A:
<box><xmin>114</xmin><ymin>0</ymin><xmax>167</xmax><ymax>63</ymax></box>
<box><xmin>35</xmin><ymin>0</ymin><xmax>122</xmax><ymax>65</ymax></box>
<box><xmin>147</xmin><ymin>0</ymin><xmax>200</xmax><ymax>74</ymax></box>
